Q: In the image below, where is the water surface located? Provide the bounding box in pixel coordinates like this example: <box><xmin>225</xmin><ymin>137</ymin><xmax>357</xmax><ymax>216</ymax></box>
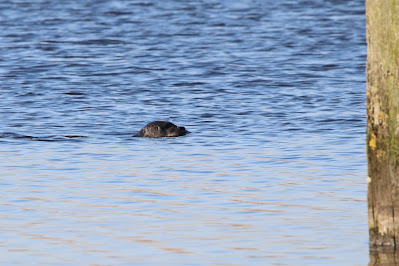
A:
<box><xmin>0</xmin><ymin>0</ymin><xmax>367</xmax><ymax>265</ymax></box>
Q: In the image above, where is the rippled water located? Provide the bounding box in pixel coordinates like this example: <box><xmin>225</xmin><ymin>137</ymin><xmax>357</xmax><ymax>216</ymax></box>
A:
<box><xmin>0</xmin><ymin>0</ymin><xmax>367</xmax><ymax>265</ymax></box>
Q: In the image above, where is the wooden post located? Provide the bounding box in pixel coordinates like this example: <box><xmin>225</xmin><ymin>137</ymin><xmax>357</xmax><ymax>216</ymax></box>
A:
<box><xmin>366</xmin><ymin>0</ymin><xmax>399</xmax><ymax>248</ymax></box>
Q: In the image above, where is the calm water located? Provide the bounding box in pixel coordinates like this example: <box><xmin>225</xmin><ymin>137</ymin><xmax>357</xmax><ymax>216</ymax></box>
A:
<box><xmin>0</xmin><ymin>0</ymin><xmax>367</xmax><ymax>265</ymax></box>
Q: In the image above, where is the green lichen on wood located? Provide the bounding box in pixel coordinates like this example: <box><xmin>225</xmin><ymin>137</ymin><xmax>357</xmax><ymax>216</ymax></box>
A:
<box><xmin>366</xmin><ymin>0</ymin><xmax>399</xmax><ymax>248</ymax></box>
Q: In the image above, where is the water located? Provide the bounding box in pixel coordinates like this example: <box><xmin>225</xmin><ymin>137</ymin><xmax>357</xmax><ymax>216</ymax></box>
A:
<box><xmin>0</xmin><ymin>0</ymin><xmax>367</xmax><ymax>265</ymax></box>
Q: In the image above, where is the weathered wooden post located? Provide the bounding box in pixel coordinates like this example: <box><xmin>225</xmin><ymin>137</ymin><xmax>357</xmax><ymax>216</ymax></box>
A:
<box><xmin>366</xmin><ymin>0</ymin><xmax>399</xmax><ymax>248</ymax></box>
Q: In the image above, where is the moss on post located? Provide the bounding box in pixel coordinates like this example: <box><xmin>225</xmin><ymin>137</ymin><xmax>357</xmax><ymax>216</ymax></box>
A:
<box><xmin>366</xmin><ymin>0</ymin><xmax>399</xmax><ymax>248</ymax></box>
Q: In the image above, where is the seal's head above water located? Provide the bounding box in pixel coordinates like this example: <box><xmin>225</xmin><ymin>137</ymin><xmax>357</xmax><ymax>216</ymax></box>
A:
<box><xmin>134</xmin><ymin>121</ymin><xmax>189</xmax><ymax>138</ymax></box>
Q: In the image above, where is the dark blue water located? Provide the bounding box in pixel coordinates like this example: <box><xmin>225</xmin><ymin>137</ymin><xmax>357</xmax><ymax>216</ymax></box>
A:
<box><xmin>0</xmin><ymin>0</ymin><xmax>367</xmax><ymax>265</ymax></box>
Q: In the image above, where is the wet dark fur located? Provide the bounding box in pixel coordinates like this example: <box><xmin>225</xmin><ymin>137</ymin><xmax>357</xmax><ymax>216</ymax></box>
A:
<box><xmin>134</xmin><ymin>121</ymin><xmax>188</xmax><ymax>138</ymax></box>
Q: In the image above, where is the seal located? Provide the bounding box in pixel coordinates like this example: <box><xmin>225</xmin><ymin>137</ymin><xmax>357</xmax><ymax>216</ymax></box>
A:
<box><xmin>133</xmin><ymin>121</ymin><xmax>189</xmax><ymax>138</ymax></box>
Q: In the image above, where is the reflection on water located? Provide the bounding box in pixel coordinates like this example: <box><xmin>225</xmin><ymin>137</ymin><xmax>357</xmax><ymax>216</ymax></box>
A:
<box><xmin>0</xmin><ymin>0</ymin><xmax>367</xmax><ymax>264</ymax></box>
<box><xmin>369</xmin><ymin>248</ymin><xmax>399</xmax><ymax>266</ymax></box>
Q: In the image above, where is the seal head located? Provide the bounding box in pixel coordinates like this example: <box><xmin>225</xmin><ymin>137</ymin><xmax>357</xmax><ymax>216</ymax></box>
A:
<box><xmin>134</xmin><ymin>121</ymin><xmax>188</xmax><ymax>138</ymax></box>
